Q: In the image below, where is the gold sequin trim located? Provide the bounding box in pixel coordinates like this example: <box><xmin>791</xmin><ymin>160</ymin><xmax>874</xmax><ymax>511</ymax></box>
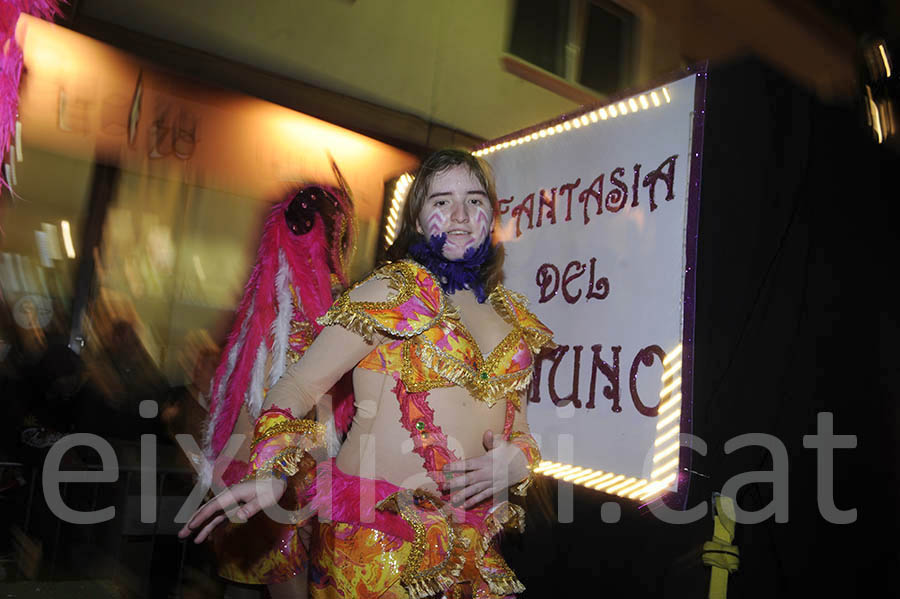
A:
<box><xmin>249</xmin><ymin>419</ymin><xmax>326</xmax><ymax>453</ymax></box>
<box><xmin>376</xmin><ymin>489</ymin><xmax>470</xmax><ymax>599</ymax></box>
<box><xmin>323</xmin><ymin>260</ymin><xmax>554</xmax><ymax>406</ymax></box>
<box><xmin>414</xmin><ymin>338</ymin><xmax>534</xmax><ymax>406</ymax></box>
<box><xmin>376</xmin><ymin>491</ymin><xmax>528</xmax><ymax>597</ymax></box>
<box><xmin>242</xmin><ymin>446</ymin><xmax>309</xmax><ymax>479</ymax></box>
<box><xmin>510</xmin><ymin>478</ymin><xmax>532</xmax><ymax>496</ymax></box>
<box><xmin>475</xmin><ymin>502</ymin><xmax>527</xmax><ymax>595</ymax></box>
<box><xmin>238</xmin><ymin>468</ymin><xmax>285</xmax><ymax>484</ymax></box>
<box><xmin>393</xmin><ymin>283</ymin><xmax>543</xmax><ymax>404</ymax></box>
<box><xmin>286</xmin><ymin>319</ymin><xmax>316</xmax><ymax>364</ymax></box>
<box><xmin>508</xmin><ymin>431</ymin><xmax>541</xmax><ymax>496</ymax></box>
<box><xmin>317</xmin><ymin>260</ymin><xmax>451</xmax><ymax>343</ymax></box>
<box><xmin>490</xmin><ymin>285</ymin><xmax>557</xmax><ymax>353</ymax></box>
<box><xmin>401</xmin><ymin>284</ymin><xmax>553</xmax><ymax>405</ymax></box>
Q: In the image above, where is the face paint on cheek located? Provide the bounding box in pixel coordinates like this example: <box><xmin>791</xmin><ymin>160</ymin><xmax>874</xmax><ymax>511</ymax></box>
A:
<box><xmin>425</xmin><ymin>211</ymin><xmax>447</xmax><ymax>237</ymax></box>
<box><xmin>473</xmin><ymin>206</ymin><xmax>490</xmax><ymax>244</ymax></box>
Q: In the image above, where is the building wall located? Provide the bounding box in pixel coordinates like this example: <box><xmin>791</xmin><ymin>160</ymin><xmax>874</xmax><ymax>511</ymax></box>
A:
<box><xmin>76</xmin><ymin>0</ymin><xmax>859</xmax><ymax>144</ymax></box>
<box><xmin>77</xmin><ymin>0</ymin><xmax>589</xmax><ymax>140</ymax></box>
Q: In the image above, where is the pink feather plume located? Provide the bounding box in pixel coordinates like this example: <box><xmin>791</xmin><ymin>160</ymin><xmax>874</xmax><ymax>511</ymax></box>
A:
<box><xmin>206</xmin><ymin>184</ymin><xmax>356</xmax><ymax>459</ymax></box>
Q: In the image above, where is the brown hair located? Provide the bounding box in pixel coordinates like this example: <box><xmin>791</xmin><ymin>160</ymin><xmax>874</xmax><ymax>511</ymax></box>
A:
<box><xmin>385</xmin><ymin>148</ymin><xmax>505</xmax><ymax>293</ymax></box>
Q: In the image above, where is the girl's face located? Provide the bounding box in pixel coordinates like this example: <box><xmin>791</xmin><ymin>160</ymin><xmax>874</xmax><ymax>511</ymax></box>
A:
<box><xmin>416</xmin><ymin>165</ymin><xmax>493</xmax><ymax>261</ymax></box>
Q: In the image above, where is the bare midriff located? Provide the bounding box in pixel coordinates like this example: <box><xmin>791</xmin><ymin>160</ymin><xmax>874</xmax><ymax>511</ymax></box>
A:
<box><xmin>336</xmin><ymin>366</ymin><xmax>509</xmax><ymax>492</ymax></box>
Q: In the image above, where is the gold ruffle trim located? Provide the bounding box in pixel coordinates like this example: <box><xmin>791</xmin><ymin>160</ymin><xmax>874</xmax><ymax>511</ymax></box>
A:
<box><xmin>476</xmin><ymin>502</ymin><xmax>527</xmax><ymax>596</ymax></box>
<box><xmin>503</xmin><ymin>287</ymin><xmax>531</xmax><ymax>307</ymax></box>
<box><xmin>320</xmin><ymin>260</ymin><xmax>553</xmax><ymax>408</ymax></box>
<box><xmin>377</xmin><ymin>490</ymin><xmax>470</xmax><ymax>599</ymax></box>
<box><xmin>317</xmin><ymin>260</ymin><xmax>453</xmax><ymax>343</ymax></box>
<box><xmin>489</xmin><ymin>285</ymin><xmax>557</xmax><ymax>354</ymax></box>
<box><xmin>316</xmin><ymin>304</ymin><xmax>382</xmax><ymax>344</ymax></box>
<box><xmin>507</xmin><ymin>431</ymin><xmax>541</xmax><ymax>496</ymax></box>
<box><xmin>415</xmin><ymin>340</ymin><xmax>534</xmax><ymax>407</ymax></box>
<box><xmin>249</xmin><ymin>419</ymin><xmax>326</xmax><ymax>453</ymax></box>
<box><xmin>376</xmin><ymin>490</ymin><xmax>527</xmax><ymax>598</ymax></box>
<box><xmin>240</xmin><ymin>446</ymin><xmax>311</xmax><ymax>481</ymax></box>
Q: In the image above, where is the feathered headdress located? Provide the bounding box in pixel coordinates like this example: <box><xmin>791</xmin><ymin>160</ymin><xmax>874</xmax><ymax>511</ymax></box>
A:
<box><xmin>201</xmin><ymin>161</ymin><xmax>356</xmax><ymax>487</ymax></box>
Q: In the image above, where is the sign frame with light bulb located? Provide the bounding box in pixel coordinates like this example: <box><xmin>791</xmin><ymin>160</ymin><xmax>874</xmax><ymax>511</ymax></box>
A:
<box><xmin>476</xmin><ymin>65</ymin><xmax>707</xmax><ymax>504</ymax></box>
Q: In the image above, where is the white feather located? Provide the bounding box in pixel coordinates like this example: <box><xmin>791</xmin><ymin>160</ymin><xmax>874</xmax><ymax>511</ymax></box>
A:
<box><xmin>316</xmin><ymin>397</ymin><xmax>342</xmax><ymax>458</ymax></box>
<box><xmin>211</xmin><ymin>303</ymin><xmax>252</xmax><ymax>405</ymax></box>
<box><xmin>325</xmin><ymin>419</ymin><xmax>342</xmax><ymax>458</ymax></box>
<box><xmin>198</xmin><ymin>458</ymin><xmax>213</xmax><ymax>490</ymax></box>
<box><xmin>269</xmin><ymin>250</ymin><xmax>293</xmax><ymax>387</ymax></box>
<box><xmin>202</xmin><ymin>301</ymin><xmax>254</xmax><ymax>465</ymax></box>
<box><xmin>247</xmin><ymin>339</ymin><xmax>268</xmax><ymax>418</ymax></box>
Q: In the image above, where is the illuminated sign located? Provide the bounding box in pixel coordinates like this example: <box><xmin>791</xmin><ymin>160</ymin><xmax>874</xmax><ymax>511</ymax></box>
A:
<box><xmin>480</xmin><ymin>68</ymin><xmax>706</xmax><ymax>501</ymax></box>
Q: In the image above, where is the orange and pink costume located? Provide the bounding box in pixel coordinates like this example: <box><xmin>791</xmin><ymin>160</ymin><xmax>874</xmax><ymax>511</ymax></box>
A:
<box><xmin>234</xmin><ymin>259</ymin><xmax>551</xmax><ymax>597</ymax></box>
<box><xmin>292</xmin><ymin>259</ymin><xmax>553</xmax><ymax>598</ymax></box>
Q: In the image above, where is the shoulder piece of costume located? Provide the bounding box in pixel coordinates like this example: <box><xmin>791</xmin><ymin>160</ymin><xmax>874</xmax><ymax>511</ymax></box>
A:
<box><xmin>317</xmin><ymin>259</ymin><xmax>456</xmax><ymax>342</ymax></box>
<box><xmin>319</xmin><ymin>259</ymin><xmax>555</xmax><ymax>407</ymax></box>
<box><xmin>489</xmin><ymin>285</ymin><xmax>555</xmax><ymax>354</ymax></box>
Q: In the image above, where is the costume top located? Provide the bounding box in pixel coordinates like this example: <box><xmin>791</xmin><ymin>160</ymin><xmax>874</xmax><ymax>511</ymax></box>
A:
<box><xmin>317</xmin><ymin>259</ymin><xmax>555</xmax><ymax>408</ymax></box>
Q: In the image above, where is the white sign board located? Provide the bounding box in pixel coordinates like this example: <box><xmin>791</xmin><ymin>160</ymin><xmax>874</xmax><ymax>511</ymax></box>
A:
<box><xmin>480</xmin><ymin>69</ymin><xmax>705</xmax><ymax>501</ymax></box>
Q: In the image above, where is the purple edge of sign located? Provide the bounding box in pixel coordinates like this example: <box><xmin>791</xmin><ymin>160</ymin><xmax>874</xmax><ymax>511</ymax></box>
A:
<box><xmin>666</xmin><ymin>60</ymin><xmax>708</xmax><ymax>512</ymax></box>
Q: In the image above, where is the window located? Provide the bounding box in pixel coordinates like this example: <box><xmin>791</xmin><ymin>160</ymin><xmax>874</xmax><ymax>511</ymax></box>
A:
<box><xmin>508</xmin><ymin>0</ymin><xmax>571</xmax><ymax>79</ymax></box>
<box><xmin>580</xmin><ymin>1</ymin><xmax>636</xmax><ymax>93</ymax></box>
<box><xmin>507</xmin><ymin>0</ymin><xmax>639</xmax><ymax>97</ymax></box>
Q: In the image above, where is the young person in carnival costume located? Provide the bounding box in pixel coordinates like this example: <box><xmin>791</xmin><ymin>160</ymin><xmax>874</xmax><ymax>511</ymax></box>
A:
<box><xmin>181</xmin><ymin>149</ymin><xmax>553</xmax><ymax>599</ymax></box>
<box><xmin>198</xmin><ymin>162</ymin><xmax>356</xmax><ymax>598</ymax></box>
